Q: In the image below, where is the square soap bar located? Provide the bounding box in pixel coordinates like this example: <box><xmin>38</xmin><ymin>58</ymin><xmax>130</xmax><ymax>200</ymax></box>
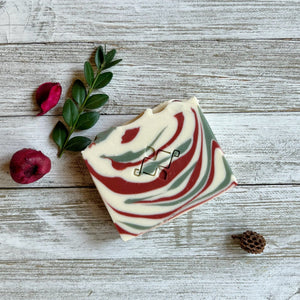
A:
<box><xmin>82</xmin><ymin>97</ymin><xmax>237</xmax><ymax>241</ymax></box>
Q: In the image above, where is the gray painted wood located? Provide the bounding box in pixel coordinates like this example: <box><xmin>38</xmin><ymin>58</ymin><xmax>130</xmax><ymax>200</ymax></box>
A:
<box><xmin>0</xmin><ymin>257</ymin><xmax>299</xmax><ymax>300</ymax></box>
<box><xmin>0</xmin><ymin>113</ymin><xmax>299</xmax><ymax>187</ymax></box>
<box><xmin>0</xmin><ymin>41</ymin><xmax>299</xmax><ymax>115</ymax></box>
<box><xmin>0</xmin><ymin>0</ymin><xmax>299</xmax><ymax>43</ymax></box>
<box><xmin>0</xmin><ymin>186</ymin><xmax>299</xmax><ymax>259</ymax></box>
<box><xmin>0</xmin><ymin>186</ymin><xmax>299</xmax><ymax>299</ymax></box>
<box><xmin>0</xmin><ymin>0</ymin><xmax>299</xmax><ymax>298</ymax></box>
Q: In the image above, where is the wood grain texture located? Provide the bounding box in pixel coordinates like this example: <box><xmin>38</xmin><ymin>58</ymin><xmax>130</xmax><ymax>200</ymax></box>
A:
<box><xmin>0</xmin><ymin>0</ymin><xmax>299</xmax><ymax>43</ymax></box>
<box><xmin>0</xmin><ymin>256</ymin><xmax>299</xmax><ymax>300</ymax></box>
<box><xmin>0</xmin><ymin>41</ymin><xmax>299</xmax><ymax>116</ymax></box>
<box><xmin>0</xmin><ymin>0</ymin><xmax>299</xmax><ymax>298</ymax></box>
<box><xmin>1</xmin><ymin>113</ymin><xmax>299</xmax><ymax>188</ymax></box>
<box><xmin>0</xmin><ymin>185</ymin><xmax>299</xmax><ymax>260</ymax></box>
<box><xmin>0</xmin><ymin>186</ymin><xmax>299</xmax><ymax>299</ymax></box>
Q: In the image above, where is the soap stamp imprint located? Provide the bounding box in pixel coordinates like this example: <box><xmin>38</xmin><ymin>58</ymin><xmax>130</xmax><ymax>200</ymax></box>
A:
<box><xmin>134</xmin><ymin>147</ymin><xmax>180</xmax><ymax>180</ymax></box>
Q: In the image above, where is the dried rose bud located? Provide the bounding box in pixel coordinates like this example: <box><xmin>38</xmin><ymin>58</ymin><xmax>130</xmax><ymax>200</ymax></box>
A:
<box><xmin>36</xmin><ymin>82</ymin><xmax>62</xmax><ymax>116</ymax></box>
<box><xmin>10</xmin><ymin>148</ymin><xmax>51</xmax><ymax>184</ymax></box>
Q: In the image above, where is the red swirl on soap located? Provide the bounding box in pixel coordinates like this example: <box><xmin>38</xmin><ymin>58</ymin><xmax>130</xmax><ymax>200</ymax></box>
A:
<box><xmin>82</xmin><ymin>97</ymin><xmax>237</xmax><ymax>241</ymax></box>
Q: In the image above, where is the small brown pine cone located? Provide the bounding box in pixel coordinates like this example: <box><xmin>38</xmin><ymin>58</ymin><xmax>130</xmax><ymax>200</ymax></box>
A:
<box><xmin>232</xmin><ymin>231</ymin><xmax>266</xmax><ymax>254</ymax></box>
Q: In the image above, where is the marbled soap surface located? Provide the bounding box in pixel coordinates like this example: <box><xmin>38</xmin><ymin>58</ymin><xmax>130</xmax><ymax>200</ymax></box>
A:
<box><xmin>83</xmin><ymin>98</ymin><xmax>237</xmax><ymax>240</ymax></box>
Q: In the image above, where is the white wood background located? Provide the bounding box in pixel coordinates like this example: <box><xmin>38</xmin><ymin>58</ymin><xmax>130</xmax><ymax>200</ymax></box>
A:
<box><xmin>0</xmin><ymin>1</ymin><xmax>299</xmax><ymax>299</ymax></box>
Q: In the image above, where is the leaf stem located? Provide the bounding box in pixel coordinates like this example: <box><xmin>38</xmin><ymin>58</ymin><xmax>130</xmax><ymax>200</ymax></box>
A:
<box><xmin>58</xmin><ymin>65</ymin><xmax>104</xmax><ymax>157</ymax></box>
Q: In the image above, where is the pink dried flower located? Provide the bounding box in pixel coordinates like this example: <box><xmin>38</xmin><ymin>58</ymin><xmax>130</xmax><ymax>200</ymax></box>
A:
<box><xmin>10</xmin><ymin>148</ymin><xmax>51</xmax><ymax>184</ymax></box>
<box><xmin>36</xmin><ymin>82</ymin><xmax>62</xmax><ymax>116</ymax></box>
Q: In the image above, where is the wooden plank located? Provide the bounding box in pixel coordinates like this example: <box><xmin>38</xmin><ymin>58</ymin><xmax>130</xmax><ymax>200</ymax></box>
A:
<box><xmin>0</xmin><ymin>186</ymin><xmax>299</xmax><ymax>260</ymax></box>
<box><xmin>0</xmin><ymin>185</ymin><xmax>299</xmax><ymax>298</ymax></box>
<box><xmin>0</xmin><ymin>41</ymin><xmax>299</xmax><ymax>115</ymax></box>
<box><xmin>0</xmin><ymin>1</ymin><xmax>298</xmax><ymax>299</ymax></box>
<box><xmin>0</xmin><ymin>0</ymin><xmax>299</xmax><ymax>43</ymax></box>
<box><xmin>0</xmin><ymin>113</ymin><xmax>299</xmax><ymax>187</ymax></box>
<box><xmin>0</xmin><ymin>256</ymin><xmax>299</xmax><ymax>299</ymax></box>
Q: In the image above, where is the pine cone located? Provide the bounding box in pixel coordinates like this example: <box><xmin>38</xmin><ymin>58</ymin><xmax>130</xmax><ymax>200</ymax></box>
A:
<box><xmin>232</xmin><ymin>231</ymin><xmax>266</xmax><ymax>254</ymax></box>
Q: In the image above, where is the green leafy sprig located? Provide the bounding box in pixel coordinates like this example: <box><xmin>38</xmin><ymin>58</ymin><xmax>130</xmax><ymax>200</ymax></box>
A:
<box><xmin>52</xmin><ymin>46</ymin><xmax>122</xmax><ymax>157</ymax></box>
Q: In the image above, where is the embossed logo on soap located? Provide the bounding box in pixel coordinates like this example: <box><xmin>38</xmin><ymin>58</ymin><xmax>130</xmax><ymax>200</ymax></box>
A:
<box><xmin>134</xmin><ymin>147</ymin><xmax>180</xmax><ymax>180</ymax></box>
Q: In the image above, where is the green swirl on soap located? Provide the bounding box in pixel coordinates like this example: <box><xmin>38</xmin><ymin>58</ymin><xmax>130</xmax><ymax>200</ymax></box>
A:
<box><xmin>102</xmin><ymin>127</ymin><xmax>166</xmax><ymax>162</ymax></box>
<box><xmin>151</xmin><ymin>108</ymin><xmax>233</xmax><ymax>207</ymax></box>
<box><xmin>95</xmin><ymin>127</ymin><xmax>116</xmax><ymax>143</ymax></box>
<box><xmin>121</xmin><ymin>222</ymin><xmax>153</xmax><ymax>230</ymax></box>
<box><xmin>124</xmin><ymin>139</ymin><xmax>192</xmax><ymax>204</ymax></box>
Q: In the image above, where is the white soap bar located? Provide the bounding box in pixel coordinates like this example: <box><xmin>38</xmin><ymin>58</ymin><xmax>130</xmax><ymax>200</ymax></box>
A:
<box><xmin>82</xmin><ymin>97</ymin><xmax>237</xmax><ymax>241</ymax></box>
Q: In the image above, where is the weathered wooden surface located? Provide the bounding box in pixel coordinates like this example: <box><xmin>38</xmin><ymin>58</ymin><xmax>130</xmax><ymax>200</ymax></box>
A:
<box><xmin>0</xmin><ymin>186</ymin><xmax>299</xmax><ymax>299</ymax></box>
<box><xmin>0</xmin><ymin>0</ymin><xmax>299</xmax><ymax>43</ymax></box>
<box><xmin>1</xmin><ymin>113</ymin><xmax>299</xmax><ymax>187</ymax></box>
<box><xmin>0</xmin><ymin>186</ymin><xmax>299</xmax><ymax>259</ymax></box>
<box><xmin>0</xmin><ymin>256</ymin><xmax>298</xmax><ymax>300</ymax></box>
<box><xmin>0</xmin><ymin>41</ymin><xmax>299</xmax><ymax>115</ymax></box>
<box><xmin>0</xmin><ymin>0</ymin><xmax>299</xmax><ymax>299</ymax></box>
<box><xmin>0</xmin><ymin>257</ymin><xmax>299</xmax><ymax>300</ymax></box>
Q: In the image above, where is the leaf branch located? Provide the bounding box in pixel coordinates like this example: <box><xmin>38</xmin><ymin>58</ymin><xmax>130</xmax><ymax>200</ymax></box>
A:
<box><xmin>52</xmin><ymin>45</ymin><xmax>122</xmax><ymax>157</ymax></box>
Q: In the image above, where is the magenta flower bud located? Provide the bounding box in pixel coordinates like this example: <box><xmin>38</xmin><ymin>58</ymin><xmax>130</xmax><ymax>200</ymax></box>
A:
<box><xmin>10</xmin><ymin>148</ymin><xmax>51</xmax><ymax>184</ymax></box>
<box><xmin>36</xmin><ymin>82</ymin><xmax>62</xmax><ymax>116</ymax></box>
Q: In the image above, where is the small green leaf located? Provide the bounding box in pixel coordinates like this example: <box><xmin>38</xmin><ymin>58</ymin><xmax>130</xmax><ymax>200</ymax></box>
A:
<box><xmin>105</xmin><ymin>49</ymin><xmax>116</xmax><ymax>64</ymax></box>
<box><xmin>65</xmin><ymin>136</ymin><xmax>92</xmax><ymax>151</ymax></box>
<box><xmin>76</xmin><ymin>112</ymin><xmax>100</xmax><ymax>130</ymax></box>
<box><xmin>63</xmin><ymin>99</ymin><xmax>78</xmax><ymax>127</ymax></box>
<box><xmin>103</xmin><ymin>59</ymin><xmax>122</xmax><ymax>70</ymax></box>
<box><xmin>94</xmin><ymin>72</ymin><xmax>113</xmax><ymax>89</ymax></box>
<box><xmin>72</xmin><ymin>80</ymin><xmax>86</xmax><ymax>105</ymax></box>
<box><xmin>95</xmin><ymin>46</ymin><xmax>104</xmax><ymax>68</ymax></box>
<box><xmin>52</xmin><ymin>121</ymin><xmax>68</xmax><ymax>150</ymax></box>
<box><xmin>85</xmin><ymin>94</ymin><xmax>109</xmax><ymax>109</ymax></box>
<box><xmin>84</xmin><ymin>61</ymin><xmax>94</xmax><ymax>86</ymax></box>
